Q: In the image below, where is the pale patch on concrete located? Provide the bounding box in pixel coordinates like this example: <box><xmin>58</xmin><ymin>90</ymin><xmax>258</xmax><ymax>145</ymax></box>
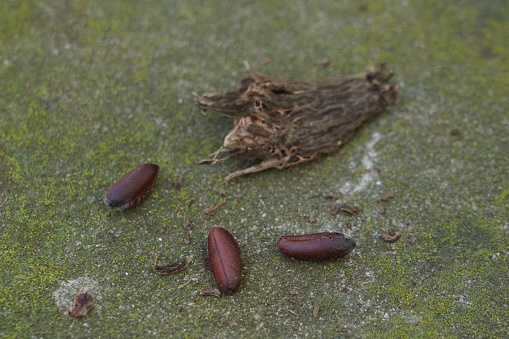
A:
<box><xmin>52</xmin><ymin>276</ymin><xmax>105</xmax><ymax>315</ymax></box>
<box><xmin>340</xmin><ymin>132</ymin><xmax>382</xmax><ymax>195</ymax></box>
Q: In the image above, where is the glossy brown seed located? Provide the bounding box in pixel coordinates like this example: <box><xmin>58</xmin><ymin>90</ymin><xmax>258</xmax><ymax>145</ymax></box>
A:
<box><xmin>104</xmin><ymin>163</ymin><xmax>159</xmax><ymax>209</ymax></box>
<box><xmin>208</xmin><ymin>227</ymin><xmax>242</xmax><ymax>294</ymax></box>
<box><xmin>277</xmin><ymin>232</ymin><xmax>356</xmax><ymax>261</ymax></box>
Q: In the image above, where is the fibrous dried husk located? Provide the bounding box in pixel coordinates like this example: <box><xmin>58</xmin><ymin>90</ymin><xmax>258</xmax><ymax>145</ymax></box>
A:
<box><xmin>195</xmin><ymin>63</ymin><xmax>399</xmax><ymax>182</ymax></box>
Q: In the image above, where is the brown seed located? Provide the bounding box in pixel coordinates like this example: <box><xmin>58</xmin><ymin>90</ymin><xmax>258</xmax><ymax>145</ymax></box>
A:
<box><xmin>277</xmin><ymin>232</ymin><xmax>356</xmax><ymax>261</ymax></box>
<box><xmin>104</xmin><ymin>163</ymin><xmax>159</xmax><ymax>209</ymax></box>
<box><xmin>208</xmin><ymin>227</ymin><xmax>242</xmax><ymax>293</ymax></box>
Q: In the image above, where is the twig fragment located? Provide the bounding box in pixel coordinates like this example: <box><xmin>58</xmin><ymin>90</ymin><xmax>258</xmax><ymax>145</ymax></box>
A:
<box><xmin>203</xmin><ymin>198</ymin><xmax>227</xmax><ymax>214</ymax></box>
<box><xmin>153</xmin><ymin>255</ymin><xmax>194</xmax><ymax>275</ymax></box>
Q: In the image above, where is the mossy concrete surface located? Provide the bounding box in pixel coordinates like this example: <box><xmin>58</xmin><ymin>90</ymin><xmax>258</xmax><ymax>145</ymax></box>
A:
<box><xmin>1</xmin><ymin>0</ymin><xmax>508</xmax><ymax>337</ymax></box>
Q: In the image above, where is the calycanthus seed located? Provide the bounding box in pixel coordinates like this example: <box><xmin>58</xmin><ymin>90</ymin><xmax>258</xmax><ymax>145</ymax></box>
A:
<box><xmin>104</xmin><ymin>163</ymin><xmax>159</xmax><ymax>209</ymax></box>
<box><xmin>277</xmin><ymin>232</ymin><xmax>356</xmax><ymax>261</ymax></box>
<box><xmin>207</xmin><ymin>227</ymin><xmax>242</xmax><ymax>294</ymax></box>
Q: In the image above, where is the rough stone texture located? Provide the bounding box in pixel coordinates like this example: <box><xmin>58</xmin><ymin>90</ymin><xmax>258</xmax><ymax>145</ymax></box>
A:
<box><xmin>1</xmin><ymin>0</ymin><xmax>508</xmax><ymax>337</ymax></box>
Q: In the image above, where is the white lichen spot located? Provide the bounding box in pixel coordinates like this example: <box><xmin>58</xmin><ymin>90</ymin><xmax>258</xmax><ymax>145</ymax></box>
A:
<box><xmin>52</xmin><ymin>276</ymin><xmax>104</xmax><ymax>315</ymax></box>
<box><xmin>340</xmin><ymin>132</ymin><xmax>382</xmax><ymax>195</ymax></box>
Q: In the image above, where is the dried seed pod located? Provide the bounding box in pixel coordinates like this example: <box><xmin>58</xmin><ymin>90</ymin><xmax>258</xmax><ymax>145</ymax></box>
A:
<box><xmin>104</xmin><ymin>163</ymin><xmax>159</xmax><ymax>209</ymax></box>
<box><xmin>207</xmin><ymin>227</ymin><xmax>242</xmax><ymax>293</ymax></box>
<box><xmin>195</xmin><ymin>63</ymin><xmax>399</xmax><ymax>181</ymax></box>
<box><xmin>277</xmin><ymin>232</ymin><xmax>356</xmax><ymax>261</ymax></box>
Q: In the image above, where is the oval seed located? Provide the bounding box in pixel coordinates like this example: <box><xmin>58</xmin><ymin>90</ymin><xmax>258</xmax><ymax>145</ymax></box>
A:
<box><xmin>208</xmin><ymin>227</ymin><xmax>242</xmax><ymax>294</ymax></box>
<box><xmin>277</xmin><ymin>232</ymin><xmax>356</xmax><ymax>261</ymax></box>
<box><xmin>104</xmin><ymin>163</ymin><xmax>159</xmax><ymax>209</ymax></box>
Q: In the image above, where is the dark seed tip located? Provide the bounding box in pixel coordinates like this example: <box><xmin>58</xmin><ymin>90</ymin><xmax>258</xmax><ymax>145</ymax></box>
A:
<box><xmin>104</xmin><ymin>163</ymin><xmax>159</xmax><ymax>209</ymax></box>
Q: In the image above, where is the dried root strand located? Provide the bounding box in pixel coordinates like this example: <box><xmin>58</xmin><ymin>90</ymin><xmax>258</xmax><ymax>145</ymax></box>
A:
<box><xmin>195</xmin><ymin>64</ymin><xmax>399</xmax><ymax>182</ymax></box>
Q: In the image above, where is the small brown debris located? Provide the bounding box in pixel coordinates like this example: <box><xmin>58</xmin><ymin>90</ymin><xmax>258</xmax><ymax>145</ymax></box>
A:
<box><xmin>339</xmin><ymin>203</ymin><xmax>359</xmax><ymax>217</ymax></box>
<box><xmin>199</xmin><ymin>287</ymin><xmax>222</xmax><ymax>297</ymax></box>
<box><xmin>375</xmin><ymin>192</ymin><xmax>394</xmax><ymax>202</ymax></box>
<box><xmin>203</xmin><ymin>198</ymin><xmax>227</xmax><ymax>214</ymax></box>
<box><xmin>170</xmin><ymin>178</ymin><xmax>185</xmax><ymax>190</ymax></box>
<box><xmin>178</xmin><ymin>279</ymin><xmax>193</xmax><ymax>288</ymax></box>
<box><xmin>215</xmin><ymin>188</ymin><xmax>227</xmax><ymax>196</ymax></box>
<box><xmin>262</xmin><ymin>57</ymin><xmax>272</xmax><ymax>64</ymax></box>
<box><xmin>185</xmin><ymin>198</ymin><xmax>195</xmax><ymax>206</ymax></box>
<box><xmin>68</xmin><ymin>292</ymin><xmax>93</xmax><ymax>318</ymax></box>
<box><xmin>153</xmin><ymin>255</ymin><xmax>193</xmax><ymax>275</ymax></box>
<box><xmin>288</xmin><ymin>309</ymin><xmax>298</xmax><ymax>316</ymax></box>
<box><xmin>308</xmin><ymin>214</ymin><xmax>317</xmax><ymax>223</ymax></box>
<box><xmin>321</xmin><ymin>59</ymin><xmax>333</xmax><ymax>68</ymax></box>
<box><xmin>312</xmin><ymin>304</ymin><xmax>320</xmax><ymax>318</ymax></box>
<box><xmin>450</xmin><ymin>129</ymin><xmax>460</xmax><ymax>136</ymax></box>
<box><xmin>183</xmin><ymin>219</ymin><xmax>194</xmax><ymax>232</ymax></box>
<box><xmin>408</xmin><ymin>235</ymin><xmax>417</xmax><ymax>244</ymax></box>
<box><xmin>289</xmin><ymin>288</ymin><xmax>298</xmax><ymax>295</ymax></box>
<box><xmin>379</xmin><ymin>231</ymin><xmax>401</xmax><ymax>243</ymax></box>
<box><xmin>330</xmin><ymin>197</ymin><xmax>339</xmax><ymax>215</ymax></box>
<box><xmin>326</xmin><ymin>196</ymin><xmax>339</xmax><ymax>215</ymax></box>
<box><xmin>376</xmin><ymin>192</ymin><xmax>394</xmax><ymax>214</ymax></box>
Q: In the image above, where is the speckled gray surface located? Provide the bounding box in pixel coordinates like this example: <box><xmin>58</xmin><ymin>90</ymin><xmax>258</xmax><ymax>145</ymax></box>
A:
<box><xmin>1</xmin><ymin>1</ymin><xmax>508</xmax><ymax>337</ymax></box>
